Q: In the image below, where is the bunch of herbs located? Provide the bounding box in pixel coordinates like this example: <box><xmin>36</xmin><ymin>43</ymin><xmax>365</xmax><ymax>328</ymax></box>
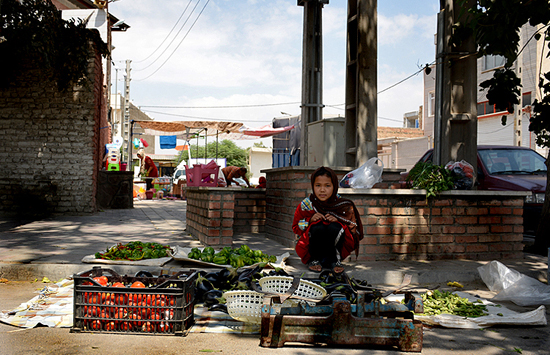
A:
<box><xmin>406</xmin><ymin>162</ymin><xmax>456</xmax><ymax>199</ymax></box>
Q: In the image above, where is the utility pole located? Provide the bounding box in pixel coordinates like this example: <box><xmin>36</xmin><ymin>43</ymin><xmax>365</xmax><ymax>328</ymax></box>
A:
<box><xmin>344</xmin><ymin>0</ymin><xmax>377</xmax><ymax>167</ymax></box>
<box><xmin>433</xmin><ymin>0</ymin><xmax>477</xmax><ymax>171</ymax></box>
<box><xmin>124</xmin><ymin>60</ymin><xmax>131</xmax><ymax>167</ymax></box>
<box><xmin>298</xmin><ymin>0</ymin><xmax>328</xmax><ymax>166</ymax></box>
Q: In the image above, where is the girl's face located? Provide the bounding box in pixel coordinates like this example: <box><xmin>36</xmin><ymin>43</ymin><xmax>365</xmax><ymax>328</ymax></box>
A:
<box><xmin>313</xmin><ymin>175</ymin><xmax>333</xmax><ymax>202</ymax></box>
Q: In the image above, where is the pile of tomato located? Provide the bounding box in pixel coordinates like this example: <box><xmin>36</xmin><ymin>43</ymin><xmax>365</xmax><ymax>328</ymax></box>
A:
<box><xmin>81</xmin><ymin>276</ymin><xmax>178</xmax><ymax>333</ymax></box>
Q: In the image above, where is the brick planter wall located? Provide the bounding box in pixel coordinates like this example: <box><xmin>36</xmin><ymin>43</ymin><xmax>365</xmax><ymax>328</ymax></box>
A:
<box><xmin>264</xmin><ymin>166</ymin><xmax>526</xmax><ymax>261</ymax></box>
<box><xmin>185</xmin><ymin>187</ymin><xmax>266</xmax><ymax>247</ymax></box>
<box><xmin>186</xmin><ymin>187</ymin><xmax>235</xmax><ymax>247</ymax></box>
<box><xmin>234</xmin><ymin>189</ymin><xmax>267</xmax><ymax>234</ymax></box>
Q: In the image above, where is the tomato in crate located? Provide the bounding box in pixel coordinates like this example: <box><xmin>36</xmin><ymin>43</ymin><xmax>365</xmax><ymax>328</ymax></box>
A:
<box><xmin>71</xmin><ymin>267</ymin><xmax>197</xmax><ymax>336</ymax></box>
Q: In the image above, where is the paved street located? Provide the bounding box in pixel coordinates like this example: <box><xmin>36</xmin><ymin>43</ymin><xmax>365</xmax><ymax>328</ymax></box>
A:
<box><xmin>0</xmin><ymin>199</ymin><xmax>549</xmax><ymax>354</ymax></box>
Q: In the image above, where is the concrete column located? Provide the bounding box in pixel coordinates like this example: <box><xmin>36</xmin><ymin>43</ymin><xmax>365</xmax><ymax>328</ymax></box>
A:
<box><xmin>433</xmin><ymin>0</ymin><xmax>478</xmax><ymax>170</ymax></box>
<box><xmin>299</xmin><ymin>0</ymin><xmax>328</xmax><ymax>166</ymax></box>
<box><xmin>345</xmin><ymin>0</ymin><xmax>377</xmax><ymax>167</ymax></box>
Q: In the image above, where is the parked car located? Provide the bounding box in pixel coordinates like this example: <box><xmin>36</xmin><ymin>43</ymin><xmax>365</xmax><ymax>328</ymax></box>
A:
<box><xmin>401</xmin><ymin>145</ymin><xmax>547</xmax><ymax>235</ymax></box>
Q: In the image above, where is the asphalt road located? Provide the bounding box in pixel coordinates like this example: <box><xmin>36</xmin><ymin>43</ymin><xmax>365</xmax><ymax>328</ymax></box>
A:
<box><xmin>1</xmin><ymin>281</ymin><xmax>549</xmax><ymax>355</ymax></box>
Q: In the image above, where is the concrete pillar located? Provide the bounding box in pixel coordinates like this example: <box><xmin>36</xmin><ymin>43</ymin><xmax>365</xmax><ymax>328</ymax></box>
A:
<box><xmin>345</xmin><ymin>0</ymin><xmax>377</xmax><ymax>167</ymax></box>
<box><xmin>298</xmin><ymin>0</ymin><xmax>328</xmax><ymax>166</ymax></box>
<box><xmin>433</xmin><ymin>0</ymin><xmax>477</xmax><ymax>170</ymax></box>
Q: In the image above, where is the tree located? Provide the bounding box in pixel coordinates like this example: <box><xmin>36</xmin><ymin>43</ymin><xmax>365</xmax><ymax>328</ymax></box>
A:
<box><xmin>176</xmin><ymin>139</ymin><xmax>248</xmax><ymax>168</ymax></box>
<box><xmin>253</xmin><ymin>142</ymin><xmax>267</xmax><ymax>148</ymax></box>
<box><xmin>455</xmin><ymin>0</ymin><xmax>550</xmax><ymax>254</ymax></box>
<box><xmin>0</xmin><ymin>0</ymin><xmax>109</xmax><ymax>90</ymax></box>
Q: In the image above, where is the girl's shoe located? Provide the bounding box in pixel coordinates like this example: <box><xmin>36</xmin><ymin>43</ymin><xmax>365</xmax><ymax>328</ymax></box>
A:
<box><xmin>308</xmin><ymin>260</ymin><xmax>322</xmax><ymax>272</ymax></box>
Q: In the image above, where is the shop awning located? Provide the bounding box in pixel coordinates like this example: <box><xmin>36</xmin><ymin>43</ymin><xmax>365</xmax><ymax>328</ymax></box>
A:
<box><xmin>241</xmin><ymin>124</ymin><xmax>295</xmax><ymax>138</ymax></box>
<box><xmin>134</xmin><ymin>120</ymin><xmax>295</xmax><ymax>140</ymax></box>
<box><xmin>134</xmin><ymin>120</ymin><xmax>244</xmax><ymax>137</ymax></box>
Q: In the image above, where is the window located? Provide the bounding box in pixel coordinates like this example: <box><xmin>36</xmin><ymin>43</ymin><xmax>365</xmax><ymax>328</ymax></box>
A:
<box><xmin>477</xmin><ymin>101</ymin><xmax>507</xmax><ymax>116</ymax></box>
<box><xmin>523</xmin><ymin>92</ymin><xmax>532</xmax><ymax>107</ymax></box>
<box><xmin>428</xmin><ymin>92</ymin><xmax>435</xmax><ymax>117</ymax></box>
<box><xmin>483</xmin><ymin>55</ymin><xmax>505</xmax><ymax>71</ymax></box>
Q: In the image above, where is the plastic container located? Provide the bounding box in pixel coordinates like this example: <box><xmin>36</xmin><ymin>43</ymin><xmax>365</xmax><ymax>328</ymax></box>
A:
<box><xmin>71</xmin><ymin>267</ymin><xmax>197</xmax><ymax>336</ymax></box>
<box><xmin>223</xmin><ymin>276</ymin><xmax>326</xmax><ymax>324</ymax></box>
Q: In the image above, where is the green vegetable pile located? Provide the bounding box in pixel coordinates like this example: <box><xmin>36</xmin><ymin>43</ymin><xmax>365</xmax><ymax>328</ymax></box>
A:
<box><xmin>95</xmin><ymin>241</ymin><xmax>170</xmax><ymax>261</ymax></box>
<box><xmin>406</xmin><ymin>162</ymin><xmax>456</xmax><ymax>199</ymax></box>
<box><xmin>417</xmin><ymin>290</ymin><xmax>488</xmax><ymax>318</ymax></box>
<box><xmin>187</xmin><ymin>245</ymin><xmax>277</xmax><ymax>268</ymax></box>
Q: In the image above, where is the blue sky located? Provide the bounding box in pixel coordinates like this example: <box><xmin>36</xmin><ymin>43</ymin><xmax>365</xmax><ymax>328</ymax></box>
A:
<box><xmin>109</xmin><ymin>0</ymin><xmax>439</xmax><ymax>147</ymax></box>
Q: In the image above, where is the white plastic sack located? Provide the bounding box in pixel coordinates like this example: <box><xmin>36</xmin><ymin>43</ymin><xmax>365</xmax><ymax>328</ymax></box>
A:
<box><xmin>339</xmin><ymin>157</ymin><xmax>384</xmax><ymax>189</ymax></box>
<box><xmin>478</xmin><ymin>260</ymin><xmax>550</xmax><ymax>306</ymax></box>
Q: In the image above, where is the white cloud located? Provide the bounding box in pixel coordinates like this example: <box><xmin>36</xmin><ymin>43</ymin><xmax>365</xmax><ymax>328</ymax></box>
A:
<box><xmin>378</xmin><ymin>13</ymin><xmax>435</xmax><ymax>46</ymax></box>
<box><xmin>109</xmin><ymin>0</ymin><xmax>437</xmax><ymax>142</ymax></box>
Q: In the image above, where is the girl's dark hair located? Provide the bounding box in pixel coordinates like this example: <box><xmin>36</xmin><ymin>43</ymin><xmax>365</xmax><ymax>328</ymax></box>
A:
<box><xmin>312</xmin><ymin>167</ymin><xmax>332</xmax><ymax>181</ymax></box>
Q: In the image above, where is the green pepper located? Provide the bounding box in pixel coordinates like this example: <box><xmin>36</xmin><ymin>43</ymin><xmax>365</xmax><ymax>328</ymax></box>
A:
<box><xmin>213</xmin><ymin>255</ymin><xmax>227</xmax><ymax>265</ymax></box>
<box><xmin>203</xmin><ymin>247</ymin><xmax>215</xmax><ymax>256</ymax></box>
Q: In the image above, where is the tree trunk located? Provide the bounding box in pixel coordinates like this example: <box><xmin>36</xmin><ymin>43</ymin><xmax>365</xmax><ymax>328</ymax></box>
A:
<box><xmin>533</xmin><ymin>150</ymin><xmax>550</xmax><ymax>256</ymax></box>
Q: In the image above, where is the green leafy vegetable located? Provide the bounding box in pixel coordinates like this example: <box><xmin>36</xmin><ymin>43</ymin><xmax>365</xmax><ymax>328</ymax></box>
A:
<box><xmin>416</xmin><ymin>290</ymin><xmax>488</xmax><ymax>318</ymax></box>
<box><xmin>406</xmin><ymin>162</ymin><xmax>456</xmax><ymax>199</ymax></box>
<box><xmin>95</xmin><ymin>241</ymin><xmax>170</xmax><ymax>261</ymax></box>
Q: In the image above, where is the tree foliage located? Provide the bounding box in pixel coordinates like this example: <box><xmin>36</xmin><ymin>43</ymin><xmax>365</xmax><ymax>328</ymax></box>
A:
<box><xmin>0</xmin><ymin>0</ymin><xmax>109</xmax><ymax>90</ymax></box>
<box><xmin>455</xmin><ymin>0</ymin><xmax>550</xmax><ymax>252</ymax></box>
<box><xmin>456</xmin><ymin>0</ymin><xmax>550</xmax><ymax>139</ymax></box>
<box><xmin>176</xmin><ymin>139</ymin><xmax>248</xmax><ymax>168</ymax></box>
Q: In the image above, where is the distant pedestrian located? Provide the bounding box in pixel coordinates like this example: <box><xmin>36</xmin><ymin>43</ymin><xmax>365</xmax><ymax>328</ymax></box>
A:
<box><xmin>137</xmin><ymin>149</ymin><xmax>158</xmax><ymax>178</ymax></box>
<box><xmin>256</xmin><ymin>176</ymin><xmax>267</xmax><ymax>188</ymax></box>
<box><xmin>222</xmin><ymin>166</ymin><xmax>250</xmax><ymax>187</ymax></box>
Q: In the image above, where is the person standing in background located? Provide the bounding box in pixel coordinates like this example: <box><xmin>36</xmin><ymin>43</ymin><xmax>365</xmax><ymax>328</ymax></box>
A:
<box><xmin>137</xmin><ymin>149</ymin><xmax>158</xmax><ymax>189</ymax></box>
<box><xmin>222</xmin><ymin>166</ymin><xmax>250</xmax><ymax>187</ymax></box>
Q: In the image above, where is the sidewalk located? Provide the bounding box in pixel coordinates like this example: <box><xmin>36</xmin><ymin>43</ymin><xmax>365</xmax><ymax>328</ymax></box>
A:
<box><xmin>0</xmin><ymin>199</ymin><xmax>547</xmax><ymax>286</ymax></box>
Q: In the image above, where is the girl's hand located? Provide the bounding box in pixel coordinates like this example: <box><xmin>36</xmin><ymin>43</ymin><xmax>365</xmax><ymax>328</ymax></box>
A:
<box><xmin>325</xmin><ymin>214</ymin><xmax>338</xmax><ymax>223</ymax></box>
<box><xmin>310</xmin><ymin>213</ymin><xmax>325</xmax><ymax>223</ymax></box>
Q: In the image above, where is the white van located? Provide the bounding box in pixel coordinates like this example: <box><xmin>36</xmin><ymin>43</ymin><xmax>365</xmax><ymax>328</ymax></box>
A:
<box><xmin>172</xmin><ymin>161</ymin><xmax>186</xmax><ymax>182</ymax></box>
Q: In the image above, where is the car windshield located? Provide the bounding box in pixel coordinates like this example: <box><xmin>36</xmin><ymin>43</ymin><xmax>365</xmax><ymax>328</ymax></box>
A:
<box><xmin>478</xmin><ymin>148</ymin><xmax>547</xmax><ymax>174</ymax></box>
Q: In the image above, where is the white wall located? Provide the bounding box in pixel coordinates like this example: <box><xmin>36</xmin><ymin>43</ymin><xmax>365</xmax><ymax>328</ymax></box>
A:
<box><xmin>249</xmin><ymin>147</ymin><xmax>272</xmax><ymax>185</ymax></box>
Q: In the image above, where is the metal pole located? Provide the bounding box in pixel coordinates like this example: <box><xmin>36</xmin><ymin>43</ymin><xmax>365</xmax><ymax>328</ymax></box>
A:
<box><xmin>124</xmin><ymin>60</ymin><xmax>132</xmax><ymax>168</ymax></box>
<box><xmin>433</xmin><ymin>10</ymin><xmax>445</xmax><ymax>166</ymax></box>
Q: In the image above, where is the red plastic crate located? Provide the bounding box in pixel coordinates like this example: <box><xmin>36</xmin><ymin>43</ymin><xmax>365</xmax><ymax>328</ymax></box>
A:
<box><xmin>71</xmin><ymin>267</ymin><xmax>197</xmax><ymax>336</ymax></box>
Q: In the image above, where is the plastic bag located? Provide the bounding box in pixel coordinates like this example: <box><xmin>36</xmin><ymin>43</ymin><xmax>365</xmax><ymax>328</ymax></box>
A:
<box><xmin>445</xmin><ymin>160</ymin><xmax>475</xmax><ymax>190</ymax></box>
<box><xmin>478</xmin><ymin>260</ymin><xmax>550</xmax><ymax>306</ymax></box>
<box><xmin>339</xmin><ymin>157</ymin><xmax>384</xmax><ymax>189</ymax></box>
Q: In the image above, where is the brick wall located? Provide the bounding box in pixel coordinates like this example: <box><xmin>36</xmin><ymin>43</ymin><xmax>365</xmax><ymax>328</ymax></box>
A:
<box><xmin>0</xmin><ymin>49</ymin><xmax>105</xmax><ymax>217</ymax></box>
<box><xmin>186</xmin><ymin>187</ymin><xmax>236</xmax><ymax>247</ymax></box>
<box><xmin>186</xmin><ymin>187</ymin><xmax>267</xmax><ymax>247</ymax></box>
<box><xmin>264</xmin><ymin>166</ymin><xmax>525</xmax><ymax>261</ymax></box>
<box><xmin>234</xmin><ymin>189</ymin><xmax>266</xmax><ymax>234</ymax></box>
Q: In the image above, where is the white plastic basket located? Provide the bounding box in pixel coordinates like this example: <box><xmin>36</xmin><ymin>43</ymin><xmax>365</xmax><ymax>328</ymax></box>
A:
<box><xmin>223</xmin><ymin>290</ymin><xmax>265</xmax><ymax>324</ymax></box>
<box><xmin>259</xmin><ymin>276</ymin><xmax>326</xmax><ymax>300</ymax></box>
<box><xmin>223</xmin><ymin>277</ymin><xmax>326</xmax><ymax>324</ymax></box>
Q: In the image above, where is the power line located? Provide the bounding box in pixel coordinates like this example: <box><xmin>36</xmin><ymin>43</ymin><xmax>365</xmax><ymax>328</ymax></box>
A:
<box><xmin>378</xmin><ymin>116</ymin><xmax>403</xmax><ymax>123</ymax></box>
<box><xmin>134</xmin><ymin>0</ymin><xmax>194</xmax><ymax>65</ymax></box>
<box><xmin>377</xmin><ymin>62</ymin><xmax>433</xmax><ymax>95</ymax></box>
<box><xmin>142</xmin><ymin>109</ymin><xmax>269</xmax><ymax>123</ymax></box>
<box><xmin>135</xmin><ymin>0</ymin><xmax>211</xmax><ymax>81</ymax></box>
<box><xmin>139</xmin><ymin>101</ymin><xmax>301</xmax><ymax>109</ymax></box>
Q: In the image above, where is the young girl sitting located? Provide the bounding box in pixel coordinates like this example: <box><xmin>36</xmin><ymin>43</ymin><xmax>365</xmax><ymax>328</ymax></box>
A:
<box><xmin>292</xmin><ymin>166</ymin><xmax>364</xmax><ymax>274</ymax></box>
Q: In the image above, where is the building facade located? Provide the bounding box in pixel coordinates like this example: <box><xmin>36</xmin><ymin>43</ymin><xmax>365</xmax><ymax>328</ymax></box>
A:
<box><xmin>423</xmin><ymin>23</ymin><xmax>550</xmax><ymax>158</ymax></box>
